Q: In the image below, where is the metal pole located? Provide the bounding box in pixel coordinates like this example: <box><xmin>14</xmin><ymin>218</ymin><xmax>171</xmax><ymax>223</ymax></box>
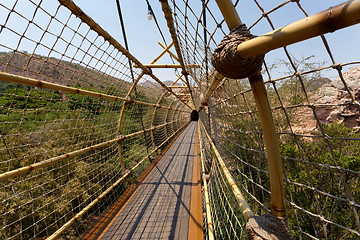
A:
<box><xmin>0</xmin><ymin>120</ymin><xmax>181</xmax><ymax>181</ymax></box>
<box><xmin>134</xmin><ymin>64</ymin><xmax>200</xmax><ymax>68</ymax></box>
<box><xmin>58</xmin><ymin>0</ymin><xmax>192</xmax><ymax>110</ymax></box>
<box><xmin>236</xmin><ymin>0</ymin><xmax>360</xmax><ymax>59</ymax></box>
<box><xmin>215</xmin><ymin>0</ymin><xmax>242</xmax><ymax>29</ymax></box>
<box><xmin>198</xmin><ymin>123</ymin><xmax>215</xmax><ymax>240</ymax></box>
<box><xmin>151</xmin><ymin>42</ymin><xmax>175</xmax><ymax>64</ymax></box>
<box><xmin>158</xmin><ymin>41</ymin><xmax>180</xmax><ymax>62</ymax></box>
<box><xmin>214</xmin><ymin>0</ymin><xmax>285</xmax><ymax>217</ymax></box>
<box><xmin>249</xmin><ymin>72</ymin><xmax>285</xmax><ymax>217</ymax></box>
<box><xmin>200</xmin><ymin>121</ymin><xmax>254</xmax><ymax>220</ymax></box>
<box><xmin>199</xmin><ymin>71</ymin><xmax>224</xmax><ymax>110</ymax></box>
<box><xmin>47</xmin><ymin>121</ymin><xmax>188</xmax><ymax>240</ymax></box>
<box><xmin>0</xmin><ymin>71</ymin><xmax>176</xmax><ymax>110</ymax></box>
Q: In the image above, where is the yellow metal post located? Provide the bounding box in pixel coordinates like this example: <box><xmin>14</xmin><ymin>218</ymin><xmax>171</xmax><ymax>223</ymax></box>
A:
<box><xmin>150</xmin><ymin>41</ymin><xmax>174</xmax><ymax>64</ymax></box>
<box><xmin>236</xmin><ymin>0</ymin><xmax>360</xmax><ymax>59</ymax></box>
<box><xmin>197</xmin><ymin>123</ymin><xmax>215</xmax><ymax>240</ymax></box>
<box><xmin>215</xmin><ymin>0</ymin><xmax>242</xmax><ymax>30</ymax></box>
<box><xmin>158</xmin><ymin>41</ymin><xmax>180</xmax><ymax>62</ymax></box>
<box><xmin>200</xmin><ymin>121</ymin><xmax>254</xmax><ymax>220</ymax></box>
<box><xmin>117</xmin><ymin>72</ymin><xmax>144</xmax><ymax>172</ymax></box>
<box><xmin>214</xmin><ymin>0</ymin><xmax>285</xmax><ymax>217</ymax></box>
<box><xmin>249</xmin><ymin>73</ymin><xmax>285</xmax><ymax>216</ymax></box>
<box><xmin>134</xmin><ymin>64</ymin><xmax>200</xmax><ymax>68</ymax></box>
<box><xmin>199</xmin><ymin>71</ymin><xmax>224</xmax><ymax>110</ymax></box>
<box><xmin>175</xmin><ymin>73</ymin><xmax>190</xmax><ymax>87</ymax></box>
<box><xmin>164</xmin><ymin>99</ymin><xmax>176</xmax><ymax>138</ymax></box>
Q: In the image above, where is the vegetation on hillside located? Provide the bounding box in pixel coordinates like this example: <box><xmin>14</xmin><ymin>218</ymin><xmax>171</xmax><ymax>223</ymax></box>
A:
<box><xmin>0</xmin><ymin>51</ymin><xmax>175</xmax><ymax>239</ymax></box>
<box><xmin>212</xmin><ymin>56</ymin><xmax>360</xmax><ymax>239</ymax></box>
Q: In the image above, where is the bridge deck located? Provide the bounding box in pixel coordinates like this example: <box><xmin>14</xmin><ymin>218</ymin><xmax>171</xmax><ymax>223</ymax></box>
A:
<box><xmin>98</xmin><ymin>122</ymin><xmax>202</xmax><ymax>239</ymax></box>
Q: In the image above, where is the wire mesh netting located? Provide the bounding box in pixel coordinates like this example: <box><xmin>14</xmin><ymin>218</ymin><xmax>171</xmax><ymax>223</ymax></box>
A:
<box><xmin>0</xmin><ymin>0</ymin><xmax>190</xmax><ymax>239</ymax></box>
<box><xmin>170</xmin><ymin>0</ymin><xmax>360</xmax><ymax>239</ymax></box>
<box><xmin>1</xmin><ymin>0</ymin><xmax>360</xmax><ymax>239</ymax></box>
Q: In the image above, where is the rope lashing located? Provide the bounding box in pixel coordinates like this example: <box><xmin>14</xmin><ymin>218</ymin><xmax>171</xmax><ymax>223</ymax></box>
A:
<box><xmin>246</xmin><ymin>214</ymin><xmax>294</xmax><ymax>240</ymax></box>
<box><xmin>211</xmin><ymin>24</ymin><xmax>264</xmax><ymax>79</ymax></box>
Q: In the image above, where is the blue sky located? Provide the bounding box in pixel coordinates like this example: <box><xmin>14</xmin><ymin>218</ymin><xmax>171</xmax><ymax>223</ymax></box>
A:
<box><xmin>71</xmin><ymin>0</ymin><xmax>360</xmax><ymax>81</ymax></box>
<box><xmin>1</xmin><ymin>0</ymin><xmax>359</xmax><ymax>82</ymax></box>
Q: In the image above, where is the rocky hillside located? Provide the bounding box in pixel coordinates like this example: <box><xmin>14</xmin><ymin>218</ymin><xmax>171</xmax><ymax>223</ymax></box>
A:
<box><xmin>307</xmin><ymin>77</ymin><xmax>331</xmax><ymax>92</ymax></box>
<box><xmin>315</xmin><ymin>65</ymin><xmax>360</xmax><ymax>130</ymax></box>
<box><xmin>0</xmin><ymin>51</ymin><xmax>161</xmax><ymax>100</ymax></box>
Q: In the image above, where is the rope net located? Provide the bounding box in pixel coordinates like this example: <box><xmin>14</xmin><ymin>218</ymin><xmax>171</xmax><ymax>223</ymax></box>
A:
<box><xmin>167</xmin><ymin>0</ymin><xmax>359</xmax><ymax>238</ymax></box>
<box><xmin>0</xmin><ymin>0</ymin><xmax>359</xmax><ymax>239</ymax></box>
<box><xmin>174</xmin><ymin>0</ymin><xmax>359</xmax><ymax>238</ymax></box>
<box><xmin>0</xmin><ymin>0</ymin><xmax>189</xmax><ymax>239</ymax></box>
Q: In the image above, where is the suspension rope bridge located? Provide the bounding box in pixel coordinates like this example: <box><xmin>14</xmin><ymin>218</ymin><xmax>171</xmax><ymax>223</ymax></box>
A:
<box><xmin>0</xmin><ymin>0</ymin><xmax>360</xmax><ymax>239</ymax></box>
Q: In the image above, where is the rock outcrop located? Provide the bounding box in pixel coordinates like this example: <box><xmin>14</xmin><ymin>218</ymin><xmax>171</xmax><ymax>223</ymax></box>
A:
<box><xmin>315</xmin><ymin>66</ymin><xmax>360</xmax><ymax>130</ymax></box>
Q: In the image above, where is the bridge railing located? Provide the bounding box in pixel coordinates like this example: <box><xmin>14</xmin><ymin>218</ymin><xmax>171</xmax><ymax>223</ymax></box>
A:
<box><xmin>0</xmin><ymin>0</ymin><xmax>189</xmax><ymax>239</ymax></box>
<box><xmin>1</xmin><ymin>0</ymin><xmax>360</xmax><ymax>239</ymax></box>
<box><xmin>169</xmin><ymin>0</ymin><xmax>360</xmax><ymax>238</ymax></box>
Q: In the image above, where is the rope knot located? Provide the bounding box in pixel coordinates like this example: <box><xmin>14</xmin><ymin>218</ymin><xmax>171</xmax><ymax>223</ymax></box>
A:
<box><xmin>211</xmin><ymin>24</ymin><xmax>264</xmax><ymax>79</ymax></box>
<box><xmin>246</xmin><ymin>214</ymin><xmax>294</xmax><ymax>240</ymax></box>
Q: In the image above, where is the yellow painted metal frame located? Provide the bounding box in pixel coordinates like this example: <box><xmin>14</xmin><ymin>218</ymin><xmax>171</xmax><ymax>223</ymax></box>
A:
<box><xmin>237</xmin><ymin>0</ymin><xmax>360</xmax><ymax>58</ymax></box>
<box><xmin>0</xmin><ymin>119</ymin><xmax>184</xmax><ymax>182</ymax></box>
<box><xmin>47</xmin><ymin>120</ymin><xmax>189</xmax><ymax>239</ymax></box>
<box><xmin>158</xmin><ymin>41</ymin><xmax>180</xmax><ymax>62</ymax></box>
<box><xmin>169</xmin><ymin>85</ymin><xmax>198</xmax><ymax>88</ymax></box>
<box><xmin>58</xmin><ymin>0</ymin><xmax>191</xmax><ymax>109</ymax></box>
<box><xmin>200</xmin><ymin>120</ymin><xmax>254</xmax><ymax>221</ymax></box>
<box><xmin>197</xmin><ymin>123</ymin><xmax>215</xmax><ymax>240</ymax></box>
<box><xmin>200</xmin><ymin>0</ymin><xmax>360</xmax><ymax>112</ymax></box>
<box><xmin>0</xmin><ymin>70</ymin><xmax>184</xmax><ymax>111</ymax></box>
<box><xmin>249</xmin><ymin>73</ymin><xmax>285</xmax><ymax>216</ymax></box>
<box><xmin>213</xmin><ymin>0</ymin><xmax>286</xmax><ymax>217</ymax></box>
<box><xmin>151</xmin><ymin>41</ymin><xmax>175</xmax><ymax>64</ymax></box>
<box><xmin>134</xmin><ymin>64</ymin><xmax>200</xmax><ymax>68</ymax></box>
<box><xmin>175</xmin><ymin>73</ymin><xmax>190</xmax><ymax>87</ymax></box>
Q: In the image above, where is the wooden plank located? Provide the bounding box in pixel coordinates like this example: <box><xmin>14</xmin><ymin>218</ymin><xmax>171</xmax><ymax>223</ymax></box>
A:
<box><xmin>174</xmin><ymin>134</ymin><xmax>194</xmax><ymax>239</ymax></box>
<box><xmin>96</xmin><ymin>124</ymin><xmax>188</xmax><ymax>239</ymax></box>
<box><xmin>142</xmin><ymin>149</ymin><xmax>185</xmax><ymax>239</ymax></box>
<box><xmin>188</xmin><ymin>124</ymin><xmax>204</xmax><ymax>239</ymax></box>
<box><xmin>85</xmin><ymin>125</ymin><xmax>184</xmax><ymax>239</ymax></box>
<box><xmin>98</xmin><ymin>122</ymin><xmax>198</xmax><ymax>239</ymax></box>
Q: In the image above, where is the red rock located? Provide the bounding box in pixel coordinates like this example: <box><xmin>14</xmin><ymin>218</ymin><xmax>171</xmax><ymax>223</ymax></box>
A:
<box><xmin>315</xmin><ymin>65</ymin><xmax>360</xmax><ymax>129</ymax></box>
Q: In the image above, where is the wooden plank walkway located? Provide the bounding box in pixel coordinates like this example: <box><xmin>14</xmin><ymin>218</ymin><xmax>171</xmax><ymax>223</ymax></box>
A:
<box><xmin>99</xmin><ymin>122</ymin><xmax>200</xmax><ymax>239</ymax></box>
